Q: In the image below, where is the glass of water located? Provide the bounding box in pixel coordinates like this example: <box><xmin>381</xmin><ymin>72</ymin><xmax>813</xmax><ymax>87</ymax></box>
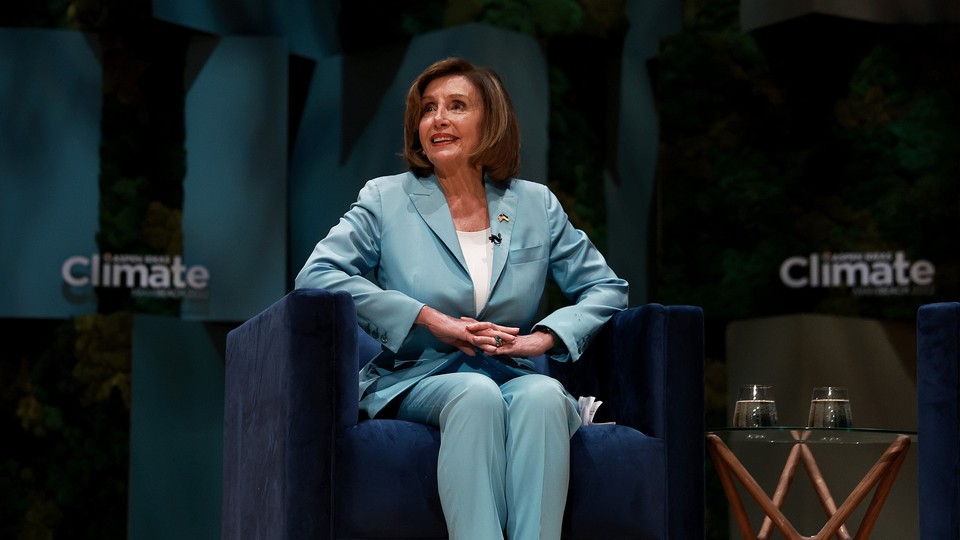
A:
<box><xmin>807</xmin><ymin>386</ymin><xmax>853</xmax><ymax>428</ymax></box>
<box><xmin>732</xmin><ymin>384</ymin><xmax>778</xmax><ymax>427</ymax></box>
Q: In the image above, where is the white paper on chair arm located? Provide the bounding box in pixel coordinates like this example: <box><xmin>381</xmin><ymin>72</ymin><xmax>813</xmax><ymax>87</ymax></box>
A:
<box><xmin>577</xmin><ymin>396</ymin><xmax>616</xmax><ymax>426</ymax></box>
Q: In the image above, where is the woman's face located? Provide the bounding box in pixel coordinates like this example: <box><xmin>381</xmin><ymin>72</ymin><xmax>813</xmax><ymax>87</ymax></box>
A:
<box><xmin>418</xmin><ymin>74</ymin><xmax>483</xmax><ymax>176</ymax></box>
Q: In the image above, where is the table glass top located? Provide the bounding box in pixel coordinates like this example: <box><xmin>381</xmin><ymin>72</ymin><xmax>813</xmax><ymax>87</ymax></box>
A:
<box><xmin>708</xmin><ymin>427</ymin><xmax>917</xmax><ymax>444</ymax></box>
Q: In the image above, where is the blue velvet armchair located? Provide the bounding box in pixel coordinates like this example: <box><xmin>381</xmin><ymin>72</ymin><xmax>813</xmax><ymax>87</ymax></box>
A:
<box><xmin>917</xmin><ymin>301</ymin><xmax>960</xmax><ymax>540</ymax></box>
<box><xmin>222</xmin><ymin>288</ymin><xmax>705</xmax><ymax>539</ymax></box>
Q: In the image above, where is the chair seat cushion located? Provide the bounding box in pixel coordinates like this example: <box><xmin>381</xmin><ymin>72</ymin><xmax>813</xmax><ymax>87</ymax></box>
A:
<box><xmin>567</xmin><ymin>425</ymin><xmax>665</xmax><ymax>540</ymax></box>
<box><xmin>335</xmin><ymin>420</ymin><xmax>665</xmax><ymax>539</ymax></box>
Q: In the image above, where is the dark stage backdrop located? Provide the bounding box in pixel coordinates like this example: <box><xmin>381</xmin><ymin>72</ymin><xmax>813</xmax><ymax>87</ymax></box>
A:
<box><xmin>3</xmin><ymin>1</ymin><xmax>957</xmax><ymax>539</ymax></box>
<box><xmin>1</xmin><ymin>1</ymin><xmax>678</xmax><ymax>539</ymax></box>
<box><xmin>653</xmin><ymin>13</ymin><xmax>959</xmax><ymax>539</ymax></box>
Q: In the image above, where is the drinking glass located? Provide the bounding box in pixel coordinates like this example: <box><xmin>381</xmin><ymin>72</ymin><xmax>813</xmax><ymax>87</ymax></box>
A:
<box><xmin>807</xmin><ymin>386</ymin><xmax>853</xmax><ymax>428</ymax></box>
<box><xmin>732</xmin><ymin>384</ymin><xmax>778</xmax><ymax>427</ymax></box>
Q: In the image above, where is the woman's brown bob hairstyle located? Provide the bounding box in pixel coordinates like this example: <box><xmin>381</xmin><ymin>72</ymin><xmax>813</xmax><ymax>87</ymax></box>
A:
<box><xmin>403</xmin><ymin>57</ymin><xmax>521</xmax><ymax>183</ymax></box>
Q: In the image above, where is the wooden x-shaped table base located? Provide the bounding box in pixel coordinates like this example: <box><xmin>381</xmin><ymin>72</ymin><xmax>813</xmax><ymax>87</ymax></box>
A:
<box><xmin>707</xmin><ymin>431</ymin><xmax>911</xmax><ymax>540</ymax></box>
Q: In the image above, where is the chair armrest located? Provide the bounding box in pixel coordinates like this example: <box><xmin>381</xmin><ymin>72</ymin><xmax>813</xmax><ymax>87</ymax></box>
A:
<box><xmin>553</xmin><ymin>304</ymin><xmax>704</xmax><ymax>433</ymax></box>
<box><xmin>917</xmin><ymin>302</ymin><xmax>960</xmax><ymax>540</ymax></box>
<box><xmin>222</xmin><ymin>289</ymin><xmax>358</xmax><ymax>540</ymax></box>
<box><xmin>551</xmin><ymin>303</ymin><xmax>705</xmax><ymax>539</ymax></box>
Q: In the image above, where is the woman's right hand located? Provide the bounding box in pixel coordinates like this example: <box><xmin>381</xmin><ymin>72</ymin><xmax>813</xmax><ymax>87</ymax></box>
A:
<box><xmin>414</xmin><ymin>305</ymin><xmax>486</xmax><ymax>356</ymax></box>
<box><xmin>462</xmin><ymin>319</ymin><xmax>521</xmax><ymax>354</ymax></box>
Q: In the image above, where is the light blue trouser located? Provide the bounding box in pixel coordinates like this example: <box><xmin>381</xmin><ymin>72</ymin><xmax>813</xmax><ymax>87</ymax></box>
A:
<box><xmin>397</xmin><ymin>370</ymin><xmax>581</xmax><ymax>540</ymax></box>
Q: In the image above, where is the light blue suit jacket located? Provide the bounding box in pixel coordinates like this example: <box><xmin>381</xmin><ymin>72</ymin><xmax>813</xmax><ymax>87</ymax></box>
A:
<box><xmin>295</xmin><ymin>172</ymin><xmax>628</xmax><ymax>418</ymax></box>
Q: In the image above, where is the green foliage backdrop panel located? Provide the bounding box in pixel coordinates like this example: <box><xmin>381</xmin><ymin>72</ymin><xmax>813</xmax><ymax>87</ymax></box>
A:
<box><xmin>654</xmin><ymin>17</ymin><xmax>960</xmax><ymax>321</ymax></box>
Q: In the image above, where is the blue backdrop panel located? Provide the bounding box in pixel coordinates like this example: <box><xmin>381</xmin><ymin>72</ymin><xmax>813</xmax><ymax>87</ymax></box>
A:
<box><xmin>0</xmin><ymin>29</ymin><xmax>101</xmax><ymax>318</ymax></box>
<box><xmin>289</xmin><ymin>24</ymin><xmax>549</xmax><ymax>282</ymax></box>
<box><xmin>152</xmin><ymin>0</ymin><xmax>337</xmax><ymax>60</ymax></box>
<box><xmin>180</xmin><ymin>36</ymin><xmax>288</xmax><ymax>321</ymax></box>
<box><xmin>607</xmin><ymin>0</ymin><xmax>683</xmax><ymax>305</ymax></box>
<box><xmin>288</xmin><ymin>53</ymin><xmax>344</xmax><ymax>274</ymax></box>
<box><xmin>129</xmin><ymin>314</ymin><xmax>225</xmax><ymax>540</ymax></box>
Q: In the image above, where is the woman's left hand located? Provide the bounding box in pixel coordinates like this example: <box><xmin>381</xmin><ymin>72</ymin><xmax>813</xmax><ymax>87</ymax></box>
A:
<box><xmin>464</xmin><ymin>319</ymin><xmax>553</xmax><ymax>357</ymax></box>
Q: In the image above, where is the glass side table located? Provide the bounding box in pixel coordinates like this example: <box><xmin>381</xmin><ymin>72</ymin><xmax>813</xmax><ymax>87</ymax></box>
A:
<box><xmin>706</xmin><ymin>427</ymin><xmax>916</xmax><ymax>540</ymax></box>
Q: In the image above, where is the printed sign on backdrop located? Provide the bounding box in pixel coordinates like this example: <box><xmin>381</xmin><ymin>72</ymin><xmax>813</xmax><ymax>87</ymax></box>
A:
<box><xmin>779</xmin><ymin>251</ymin><xmax>936</xmax><ymax>297</ymax></box>
<box><xmin>62</xmin><ymin>253</ymin><xmax>210</xmax><ymax>300</ymax></box>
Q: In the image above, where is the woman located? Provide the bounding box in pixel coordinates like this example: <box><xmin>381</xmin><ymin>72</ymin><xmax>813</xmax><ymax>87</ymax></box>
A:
<box><xmin>296</xmin><ymin>57</ymin><xmax>628</xmax><ymax>540</ymax></box>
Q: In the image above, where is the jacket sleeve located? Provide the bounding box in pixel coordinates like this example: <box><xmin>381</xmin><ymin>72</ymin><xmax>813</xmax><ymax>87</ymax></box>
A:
<box><xmin>294</xmin><ymin>179</ymin><xmax>424</xmax><ymax>352</ymax></box>
<box><xmin>534</xmin><ymin>186</ymin><xmax>629</xmax><ymax>361</ymax></box>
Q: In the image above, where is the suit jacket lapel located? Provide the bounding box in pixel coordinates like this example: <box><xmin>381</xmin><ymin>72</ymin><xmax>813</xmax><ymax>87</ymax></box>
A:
<box><xmin>407</xmin><ymin>175</ymin><xmax>517</xmax><ymax>298</ymax></box>
<box><xmin>486</xmin><ymin>180</ymin><xmax>517</xmax><ymax>296</ymax></box>
<box><xmin>408</xmin><ymin>175</ymin><xmax>468</xmax><ymax>272</ymax></box>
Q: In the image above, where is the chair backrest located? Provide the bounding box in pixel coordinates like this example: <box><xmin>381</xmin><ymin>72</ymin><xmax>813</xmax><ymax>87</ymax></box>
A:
<box><xmin>917</xmin><ymin>301</ymin><xmax>960</xmax><ymax>540</ymax></box>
